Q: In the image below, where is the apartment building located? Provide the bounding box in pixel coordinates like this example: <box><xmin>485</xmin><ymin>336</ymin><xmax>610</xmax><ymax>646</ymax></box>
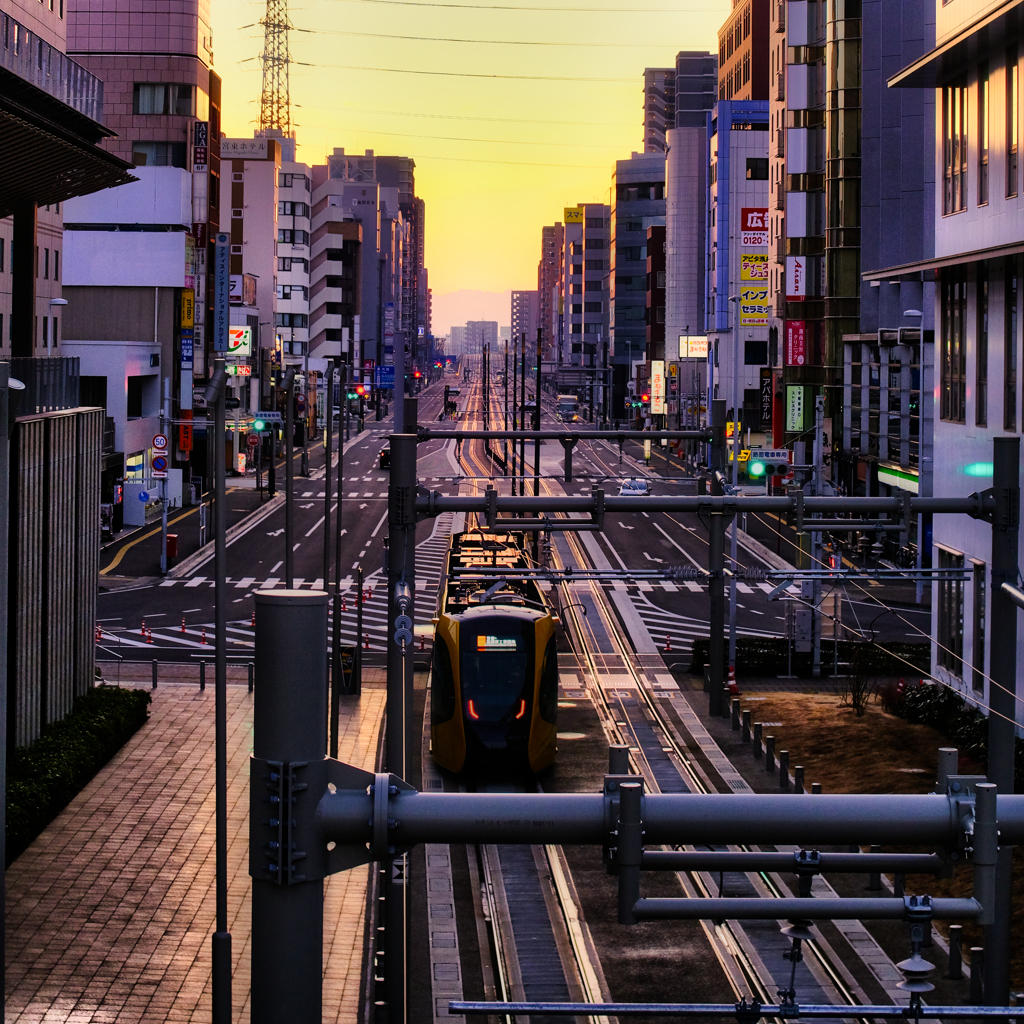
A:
<box><xmin>538</xmin><ymin>223</ymin><xmax>562</xmax><ymax>362</ymax></box>
<box><xmin>643</xmin><ymin>67</ymin><xmax>676</xmax><ymax>153</ymax></box>
<box><xmin>276</xmin><ymin>139</ymin><xmax>312</xmax><ymax>361</ymax></box>
<box><xmin>560</xmin><ymin>204</ymin><xmax>610</xmax><ymax>373</ymax></box>
<box><xmin>610</xmin><ymin>155</ymin><xmax>664</xmax><ymax>404</ymax></box>
<box><xmin>718</xmin><ymin>0</ymin><xmax>770</xmax><ymax>102</ymax></box>
<box><xmin>882</xmin><ymin>0</ymin><xmax>1024</xmax><ymax>712</ymax></box>
<box><xmin>705</xmin><ymin>101</ymin><xmax>771</xmax><ymax>431</ymax></box>
<box><xmin>511</xmin><ymin>290</ymin><xmax>539</xmax><ymax>347</ymax></box>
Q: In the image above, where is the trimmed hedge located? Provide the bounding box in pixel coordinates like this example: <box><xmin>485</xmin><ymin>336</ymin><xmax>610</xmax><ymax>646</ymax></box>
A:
<box><xmin>688</xmin><ymin>637</ymin><xmax>930</xmax><ymax>679</ymax></box>
<box><xmin>881</xmin><ymin>680</ymin><xmax>1024</xmax><ymax>792</ymax></box>
<box><xmin>6</xmin><ymin>686</ymin><xmax>151</xmax><ymax>865</ymax></box>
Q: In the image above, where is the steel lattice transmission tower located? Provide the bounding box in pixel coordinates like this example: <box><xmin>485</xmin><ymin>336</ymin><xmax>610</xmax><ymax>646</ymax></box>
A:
<box><xmin>258</xmin><ymin>0</ymin><xmax>292</xmax><ymax>134</ymax></box>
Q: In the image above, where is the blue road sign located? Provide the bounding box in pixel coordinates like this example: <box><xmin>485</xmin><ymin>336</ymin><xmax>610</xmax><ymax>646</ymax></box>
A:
<box><xmin>375</xmin><ymin>365</ymin><xmax>396</xmax><ymax>389</ymax></box>
<box><xmin>213</xmin><ymin>233</ymin><xmax>230</xmax><ymax>352</ymax></box>
<box><xmin>139</xmin><ymin>490</ymin><xmax>150</xmax><ymax>502</ymax></box>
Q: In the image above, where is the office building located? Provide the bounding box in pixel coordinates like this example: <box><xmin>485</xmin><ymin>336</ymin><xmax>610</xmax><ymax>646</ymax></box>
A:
<box><xmin>610</xmin><ymin>155</ymin><xmax>664</xmax><ymax>404</ymax></box>
<box><xmin>538</xmin><ymin>223</ymin><xmax>562</xmax><ymax>362</ymax></box>
<box><xmin>705</xmin><ymin>101</ymin><xmax>770</xmax><ymax>430</ymax></box>
<box><xmin>559</xmin><ymin>203</ymin><xmax>610</xmax><ymax>373</ymax></box>
<box><xmin>665</xmin><ymin>51</ymin><xmax>718</xmax><ymax>396</ymax></box>
<box><xmin>465</xmin><ymin>321</ymin><xmax>498</xmax><ymax>351</ymax></box>
<box><xmin>1</xmin><ymin>0</ymin><xmax>135</xmax><ymax>745</ymax></box>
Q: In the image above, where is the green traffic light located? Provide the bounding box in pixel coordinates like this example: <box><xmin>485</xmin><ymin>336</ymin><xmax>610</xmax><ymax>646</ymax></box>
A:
<box><xmin>748</xmin><ymin>462</ymin><xmax>766</xmax><ymax>477</ymax></box>
<box><xmin>253</xmin><ymin>418</ymin><xmax>266</xmax><ymax>431</ymax></box>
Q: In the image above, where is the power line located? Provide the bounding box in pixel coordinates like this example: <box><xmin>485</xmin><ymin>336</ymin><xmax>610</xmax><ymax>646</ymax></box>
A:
<box><xmin>327</xmin><ymin>0</ymin><xmax>723</xmax><ymax>9</ymax></box>
<box><xmin>294</xmin><ymin>25</ymin><xmax>676</xmax><ymax>46</ymax></box>
<box><xmin>303</xmin><ymin>104</ymin><xmax>634</xmax><ymax>128</ymax></box>
<box><xmin>293</xmin><ymin>59</ymin><xmax>633</xmax><ymax>82</ymax></box>
<box><xmin>318</xmin><ymin>125</ymin><xmax>619</xmax><ymax>148</ymax></box>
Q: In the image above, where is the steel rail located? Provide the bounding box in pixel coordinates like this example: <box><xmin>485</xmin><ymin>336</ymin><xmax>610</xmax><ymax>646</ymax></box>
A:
<box><xmin>451</xmin><ymin>1001</ymin><xmax>1024</xmax><ymax>1018</ymax></box>
<box><xmin>417</xmin><ymin>429</ymin><xmax>712</xmax><ymax>441</ymax></box>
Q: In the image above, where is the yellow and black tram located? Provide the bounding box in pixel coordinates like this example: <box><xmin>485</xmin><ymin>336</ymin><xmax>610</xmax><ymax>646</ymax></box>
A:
<box><xmin>430</xmin><ymin>530</ymin><xmax>559</xmax><ymax>774</ymax></box>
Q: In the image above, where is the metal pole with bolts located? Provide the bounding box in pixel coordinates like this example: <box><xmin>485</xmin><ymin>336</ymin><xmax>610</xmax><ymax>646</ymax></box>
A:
<box><xmin>160</xmin><ymin>376</ymin><xmax>170</xmax><ymax>575</ymax></box>
<box><xmin>332</xmin><ymin>361</ymin><xmax>345</xmax><ymax>702</ymax></box>
<box><xmin>520</xmin><ymin>333</ymin><xmax>527</xmax><ymax>498</ymax></box>
<box><xmin>728</xmin><ymin>297</ymin><xmax>740</xmax><ymax>676</ymax></box>
<box><xmin>284</xmin><ymin>366</ymin><xmax>296</xmax><ymax>588</ymax></box>
<box><xmin>384</xmin><ymin>433</ymin><xmax>418</xmax><ymax>1024</ymax></box>
<box><xmin>984</xmin><ymin>435</ymin><xmax>1020</xmax><ymax>1005</ymax></box>
<box><xmin>504</xmin><ymin>339</ymin><xmax>510</xmax><ymax>476</ymax></box>
<box><xmin>204</xmin><ymin>359</ymin><xmax>231</xmax><ymax>1023</ymax></box>
<box><xmin>250</xmin><ymin>589</ymin><xmax>329</xmax><ymax>1024</ymax></box>
<box><xmin>323</xmin><ymin>364</ymin><xmax>334</xmax><ymax>595</ymax></box>
<box><xmin>811</xmin><ymin>395</ymin><xmax>825</xmax><ymax>677</ymax></box>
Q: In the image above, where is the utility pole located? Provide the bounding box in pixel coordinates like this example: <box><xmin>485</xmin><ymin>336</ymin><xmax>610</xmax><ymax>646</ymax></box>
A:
<box><xmin>519</xmin><ymin>333</ymin><xmax>527</xmax><ymax>499</ymax></box>
<box><xmin>322</xmin><ymin>364</ymin><xmax>334</xmax><ymax>596</ymax></box>
<box><xmin>728</xmin><ymin>295</ymin><xmax>740</xmax><ymax>677</ymax></box>
<box><xmin>504</xmin><ymin>340</ymin><xmax>510</xmax><ymax>477</ymax></box>
<box><xmin>811</xmin><ymin>394</ymin><xmax>824</xmax><ymax>677</ymax></box>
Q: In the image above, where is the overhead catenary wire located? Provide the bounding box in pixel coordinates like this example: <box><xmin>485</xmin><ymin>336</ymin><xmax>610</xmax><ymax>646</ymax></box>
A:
<box><xmin>326</xmin><ymin>0</ymin><xmax>723</xmax><ymax>10</ymax></box>
<box><xmin>293</xmin><ymin>24</ymin><xmax>679</xmax><ymax>46</ymax></box>
<box><xmin>293</xmin><ymin>59</ymin><xmax>634</xmax><ymax>82</ymax></box>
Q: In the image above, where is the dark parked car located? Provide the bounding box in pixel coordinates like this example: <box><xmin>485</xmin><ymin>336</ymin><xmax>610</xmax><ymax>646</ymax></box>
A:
<box><xmin>379</xmin><ymin>442</ymin><xmax>391</xmax><ymax>469</ymax></box>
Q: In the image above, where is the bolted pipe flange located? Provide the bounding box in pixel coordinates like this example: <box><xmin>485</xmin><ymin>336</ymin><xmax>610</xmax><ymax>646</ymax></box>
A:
<box><xmin>373</xmin><ymin>772</ymin><xmax>390</xmax><ymax>859</ymax></box>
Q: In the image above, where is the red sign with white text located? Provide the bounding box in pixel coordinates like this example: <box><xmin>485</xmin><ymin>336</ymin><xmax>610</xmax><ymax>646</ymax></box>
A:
<box><xmin>785</xmin><ymin>321</ymin><xmax>807</xmax><ymax>366</ymax></box>
<box><xmin>740</xmin><ymin>208</ymin><xmax>769</xmax><ymax>246</ymax></box>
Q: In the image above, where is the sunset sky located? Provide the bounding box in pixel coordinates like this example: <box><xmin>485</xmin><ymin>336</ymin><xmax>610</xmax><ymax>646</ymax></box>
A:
<box><xmin>212</xmin><ymin>0</ymin><xmax>729</xmax><ymax>321</ymax></box>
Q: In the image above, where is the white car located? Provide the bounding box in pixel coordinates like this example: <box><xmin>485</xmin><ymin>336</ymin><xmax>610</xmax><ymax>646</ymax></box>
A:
<box><xmin>618</xmin><ymin>478</ymin><xmax>651</xmax><ymax>497</ymax></box>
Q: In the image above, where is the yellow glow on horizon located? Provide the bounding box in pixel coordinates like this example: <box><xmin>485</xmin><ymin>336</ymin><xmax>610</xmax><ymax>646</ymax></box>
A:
<box><xmin>212</xmin><ymin>0</ymin><xmax>728</xmax><ymax>299</ymax></box>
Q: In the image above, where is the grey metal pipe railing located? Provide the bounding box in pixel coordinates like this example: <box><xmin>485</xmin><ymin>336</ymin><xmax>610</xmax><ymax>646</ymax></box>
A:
<box><xmin>640</xmin><ymin>851</ymin><xmax>945</xmax><ymax>874</ymax></box>
<box><xmin>632</xmin><ymin>896</ymin><xmax>982</xmax><ymax>921</ymax></box>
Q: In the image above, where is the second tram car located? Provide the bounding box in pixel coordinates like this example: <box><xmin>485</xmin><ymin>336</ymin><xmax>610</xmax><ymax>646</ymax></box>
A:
<box><xmin>431</xmin><ymin>530</ymin><xmax>559</xmax><ymax>774</ymax></box>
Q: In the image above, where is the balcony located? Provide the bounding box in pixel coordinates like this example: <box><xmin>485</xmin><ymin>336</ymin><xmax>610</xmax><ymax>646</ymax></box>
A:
<box><xmin>774</xmin><ymin>130</ymin><xmax>785</xmax><ymax>158</ymax></box>
<box><xmin>774</xmin><ymin>71</ymin><xmax>785</xmax><ymax>103</ymax></box>
<box><xmin>775</xmin><ymin>2</ymin><xmax>785</xmax><ymax>31</ymax></box>
<box><xmin>11</xmin><ymin>357</ymin><xmax>81</xmax><ymax>417</ymax></box>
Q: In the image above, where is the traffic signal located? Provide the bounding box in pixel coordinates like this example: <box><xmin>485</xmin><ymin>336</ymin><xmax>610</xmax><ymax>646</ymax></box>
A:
<box><xmin>253</xmin><ymin>417</ymin><xmax>266</xmax><ymax>431</ymax></box>
<box><xmin>355</xmin><ymin>384</ymin><xmax>366</xmax><ymax>397</ymax></box>
<box><xmin>747</xmin><ymin>451</ymin><xmax>791</xmax><ymax>478</ymax></box>
<box><xmin>641</xmin><ymin>393</ymin><xmax>650</xmax><ymax>403</ymax></box>
<box><xmin>413</xmin><ymin>370</ymin><xmax>421</xmax><ymax>379</ymax></box>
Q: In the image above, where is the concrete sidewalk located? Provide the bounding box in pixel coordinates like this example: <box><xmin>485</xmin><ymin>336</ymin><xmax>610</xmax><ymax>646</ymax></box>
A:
<box><xmin>5</xmin><ymin>674</ymin><xmax>386</xmax><ymax>1023</ymax></box>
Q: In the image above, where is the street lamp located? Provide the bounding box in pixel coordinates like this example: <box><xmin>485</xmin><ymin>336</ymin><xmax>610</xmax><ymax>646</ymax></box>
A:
<box><xmin>48</xmin><ymin>297</ymin><xmax>67</xmax><ymax>352</ymax></box>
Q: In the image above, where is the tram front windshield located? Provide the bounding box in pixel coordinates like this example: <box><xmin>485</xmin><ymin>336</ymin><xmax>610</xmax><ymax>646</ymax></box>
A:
<box><xmin>460</xmin><ymin>619</ymin><xmax>530</xmax><ymax>720</ymax></box>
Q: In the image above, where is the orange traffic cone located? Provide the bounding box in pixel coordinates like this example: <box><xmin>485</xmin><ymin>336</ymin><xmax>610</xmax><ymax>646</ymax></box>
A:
<box><xmin>140</xmin><ymin>619</ymin><xmax>146</xmax><ymax>636</ymax></box>
<box><xmin>363</xmin><ymin>633</ymin><xmax>370</xmax><ymax>650</ymax></box>
<box><xmin>418</xmin><ymin>634</ymin><xmax>426</xmax><ymax>651</ymax></box>
<box><xmin>342</xmin><ymin>597</ymin><xmax>347</xmax><ymax>613</ymax></box>
<box><xmin>250</xmin><ymin>609</ymin><xmax>255</xmax><ymax>628</ymax></box>
<box><xmin>201</xmin><ymin>626</ymin><xmax>207</xmax><ymax>645</ymax></box>
<box><xmin>664</xmin><ymin>635</ymin><xmax>673</xmax><ymax>652</ymax></box>
<box><xmin>146</xmin><ymin>628</ymin><xmax>154</xmax><ymax>644</ymax></box>
<box><xmin>181</xmin><ymin>617</ymin><xmax>187</xmax><ymax>634</ymax></box>
<box><xmin>728</xmin><ymin>665</ymin><xmax>740</xmax><ymax>695</ymax></box>
<box><xmin>367</xmin><ymin>587</ymin><xmax>374</xmax><ymax>601</ymax></box>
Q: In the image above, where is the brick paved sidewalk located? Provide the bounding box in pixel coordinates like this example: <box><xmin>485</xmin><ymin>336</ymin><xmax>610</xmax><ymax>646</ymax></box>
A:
<box><xmin>5</xmin><ymin>679</ymin><xmax>386</xmax><ymax>1023</ymax></box>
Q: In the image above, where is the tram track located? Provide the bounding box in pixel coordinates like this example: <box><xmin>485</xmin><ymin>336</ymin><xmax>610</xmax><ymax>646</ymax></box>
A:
<box><xmin>430</xmin><ymin>364</ymin><xmax>895</xmax><ymax>1023</ymax></box>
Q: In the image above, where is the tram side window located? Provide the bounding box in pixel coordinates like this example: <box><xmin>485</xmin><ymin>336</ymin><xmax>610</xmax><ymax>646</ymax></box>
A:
<box><xmin>431</xmin><ymin>636</ymin><xmax>457</xmax><ymax>723</ymax></box>
<box><xmin>539</xmin><ymin>638</ymin><xmax>558</xmax><ymax>722</ymax></box>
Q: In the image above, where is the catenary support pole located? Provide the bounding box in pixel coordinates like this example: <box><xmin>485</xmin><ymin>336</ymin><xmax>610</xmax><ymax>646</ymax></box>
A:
<box><xmin>332</xmin><ymin>361</ymin><xmax>345</xmax><ymax>699</ymax></box>
<box><xmin>534</xmin><ymin>329</ymin><xmax>543</xmax><ymax>563</ymax></box>
<box><xmin>160</xmin><ymin>376</ymin><xmax>170</xmax><ymax>575</ymax></box>
<box><xmin>504</xmin><ymin>340</ymin><xmax>510</xmax><ymax>476</ymax></box>
<box><xmin>520</xmin><ymin>333</ymin><xmax>527</xmax><ymax>499</ymax></box>
<box><xmin>984</xmin><ymin>435</ymin><xmax>1020</xmax><ymax>1005</ymax></box>
<box><xmin>385</xmin><ymin>433</ymin><xmax>418</xmax><ymax>1024</ymax></box>
<box><xmin>285</xmin><ymin>367</ymin><xmax>296</xmax><ymax>588</ymax></box>
<box><xmin>708</xmin><ymin>400</ymin><xmax>727</xmax><ymax>717</ymax></box>
<box><xmin>206</xmin><ymin>360</ymin><xmax>231</xmax><ymax>1023</ymax></box>
<box><xmin>251</xmin><ymin>589</ymin><xmax>328</xmax><ymax>1024</ymax></box>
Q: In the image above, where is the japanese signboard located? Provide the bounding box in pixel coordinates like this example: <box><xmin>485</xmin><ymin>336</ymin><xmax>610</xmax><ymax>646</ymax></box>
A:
<box><xmin>740</xmin><ymin>253</ymin><xmax>770</xmax><ymax>326</ymax></box>
<box><xmin>786</xmin><ymin>385</ymin><xmax>807</xmax><ymax>432</ymax></box>
<box><xmin>786</xmin><ymin>256</ymin><xmax>806</xmax><ymax>301</ymax></box>
<box><xmin>740</xmin><ymin>208</ymin><xmax>769</xmax><ymax>247</ymax></box>
<box><xmin>785</xmin><ymin>320</ymin><xmax>807</xmax><ymax>366</ymax></box>
<box><xmin>228</xmin><ymin>326</ymin><xmax>252</xmax><ymax>357</ymax></box>
<box><xmin>213</xmin><ymin>233</ymin><xmax>230</xmax><ymax>352</ymax></box>
<box><xmin>650</xmin><ymin>360</ymin><xmax>666</xmax><ymax>415</ymax></box>
<box><xmin>678</xmin><ymin>335</ymin><xmax>709</xmax><ymax>360</ymax></box>
<box><xmin>760</xmin><ymin>368</ymin><xmax>774</xmax><ymax>428</ymax></box>
<box><xmin>563</xmin><ymin>206</ymin><xmax>584</xmax><ymax>224</ymax></box>
<box><xmin>180</xmin><ymin>289</ymin><xmax>194</xmax><ymax>329</ymax></box>
<box><xmin>220</xmin><ymin>137</ymin><xmax>268</xmax><ymax>159</ymax></box>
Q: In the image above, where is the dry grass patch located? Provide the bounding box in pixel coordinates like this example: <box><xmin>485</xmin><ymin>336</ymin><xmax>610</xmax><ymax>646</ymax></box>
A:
<box><xmin>742</xmin><ymin>691</ymin><xmax>1023</xmax><ymax>986</ymax></box>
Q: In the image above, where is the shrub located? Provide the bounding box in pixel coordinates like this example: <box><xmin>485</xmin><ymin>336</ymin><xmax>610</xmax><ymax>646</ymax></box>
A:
<box><xmin>7</xmin><ymin>686</ymin><xmax>151</xmax><ymax>865</ymax></box>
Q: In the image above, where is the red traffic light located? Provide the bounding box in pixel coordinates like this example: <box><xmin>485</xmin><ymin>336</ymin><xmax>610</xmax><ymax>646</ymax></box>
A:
<box><xmin>414</xmin><ymin>370</ymin><xmax>421</xmax><ymax>378</ymax></box>
<box><xmin>641</xmin><ymin>394</ymin><xmax>650</xmax><ymax>403</ymax></box>
<box><xmin>355</xmin><ymin>384</ymin><xmax>366</xmax><ymax>396</ymax></box>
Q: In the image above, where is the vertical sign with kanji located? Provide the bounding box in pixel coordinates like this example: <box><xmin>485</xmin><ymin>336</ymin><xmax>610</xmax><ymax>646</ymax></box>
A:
<box><xmin>214</xmin><ymin>233</ymin><xmax>229</xmax><ymax>352</ymax></box>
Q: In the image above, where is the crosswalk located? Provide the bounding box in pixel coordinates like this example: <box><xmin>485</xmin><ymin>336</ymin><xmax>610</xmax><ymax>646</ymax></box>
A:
<box><xmin>98</xmin><ymin>513</ymin><xmax>457</xmax><ymax>656</ymax></box>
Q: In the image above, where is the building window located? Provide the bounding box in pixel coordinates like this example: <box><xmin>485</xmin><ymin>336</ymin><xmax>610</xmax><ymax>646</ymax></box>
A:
<box><xmin>278</xmin><ymin>257</ymin><xmax>309</xmax><ymax>272</ymax></box>
<box><xmin>276</xmin><ymin>284</ymin><xmax>307</xmax><ymax>299</ymax></box>
<box><xmin>584</xmin><ymin>302</ymin><xmax>602</xmax><ymax>313</ymax></box>
<box><xmin>53</xmin><ymin>248</ymin><xmax>58</xmax><ymax>281</ymax></box>
<box><xmin>746</xmin><ymin>158</ymin><xmax>768</xmax><ymax>180</ymax></box>
<box><xmin>131</xmin><ymin>141</ymin><xmax>186</xmax><ymax>168</ymax></box>
<box><xmin>277</xmin><ymin>229</ymin><xmax>309</xmax><ymax>244</ymax></box>
<box><xmin>209</xmin><ymin>171</ymin><xmax>219</xmax><ymax>207</ymax></box>
<box><xmin>279</xmin><ymin>173</ymin><xmax>310</xmax><ymax>190</ymax></box>
<box><xmin>232</xmin><ymin>172</ymin><xmax>243</xmax><ymax>182</ymax></box>
<box><xmin>274</xmin><ymin>312</ymin><xmax>308</xmax><ymax>328</ymax></box>
<box><xmin>585</xmin><ymin>216</ymin><xmax>604</xmax><ymax>228</ymax></box>
<box><xmin>743</xmin><ymin>52</ymin><xmax>750</xmax><ymax>85</ymax></box>
<box><xmin>230</xmin><ymin>244</ymin><xmax>242</xmax><ymax>255</ymax></box>
<box><xmin>937</xmin><ymin>548</ymin><xmax>965</xmax><ymax>677</ymax></box>
<box><xmin>571</xmin><ymin>304</ymin><xmax>582</xmax><ymax>314</ymax></box>
<box><xmin>972</xmin><ymin>559</ymin><xmax>986</xmax><ymax>692</ymax></box>
<box><xmin>52</xmin><ymin>316</ymin><xmax>58</xmax><ymax>347</ymax></box>
<box><xmin>1007</xmin><ymin>48</ymin><xmax>1019</xmax><ymax>197</ymax></box>
<box><xmin>942</xmin><ymin>80</ymin><xmax>968</xmax><ymax>214</ymax></box>
<box><xmin>1005</xmin><ymin>259</ymin><xmax>1018</xmax><ymax>431</ymax></box>
<box><xmin>278</xmin><ymin>201</ymin><xmax>309</xmax><ymax>217</ymax></box>
<box><xmin>979</xmin><ymin>64</ymin><xmax>989</xmax><ymax>205</ymax></box>
<box><xmin>940</xmin><ymin>266</ymin><xmax>967</xmax><ymax>422</ymax></box>
<box><xmin>743</xmin><ymin>3</ymin><xmax>750</xmax><ymax>36</ymax></box>
<box><xmin>43</xmin><ymin>248</ymin><xmax>48</xmax><ymax>279</ymax></box>
<box><xmin>231</xmin><ymin>208</ymin><xmax>243</xmax><ymax>219</ymax></box>
<box><xmin>977</xmin><ymin>263</ymin><xmax>988</xmax><ymax>426</ymax></box>
<box><xmin>0</xmin><ymin>237</ymin><xmax>5</xmax><ymax>272</ymax></box>
<box><xmin>132</xmin><ymin>83</ymin><xmax>195</xmax><ymax>116</ymax></box>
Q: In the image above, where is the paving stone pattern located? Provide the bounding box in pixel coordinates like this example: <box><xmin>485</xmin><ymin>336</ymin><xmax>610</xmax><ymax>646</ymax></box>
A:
<box><xmin>5</xmin><ymin>679</ymin><xmax>386</xmax><ymax>1023</ymax></box>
